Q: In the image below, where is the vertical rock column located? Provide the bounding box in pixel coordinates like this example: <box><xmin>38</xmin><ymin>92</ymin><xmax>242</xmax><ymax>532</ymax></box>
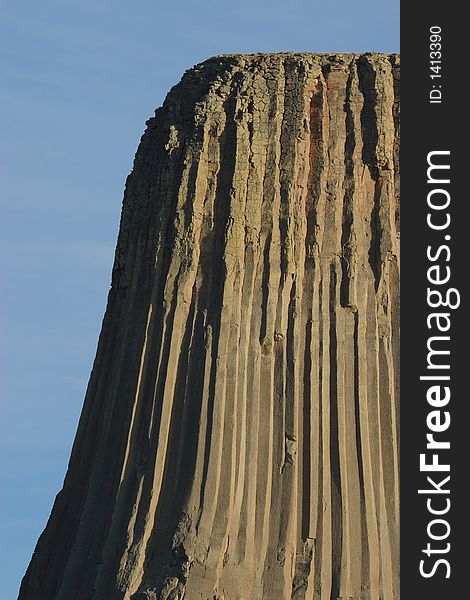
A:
<box><xmin>19</xmin><ymin>52</ymin><xmax>400</xmax><ymax>600</ymax></box>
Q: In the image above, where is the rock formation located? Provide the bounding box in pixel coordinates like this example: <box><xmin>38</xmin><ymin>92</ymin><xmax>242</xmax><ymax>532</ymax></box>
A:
<box><xmin>19</xmin><ymin>53</ymin><xmax>400</xmax><ymax>600</ymax></box>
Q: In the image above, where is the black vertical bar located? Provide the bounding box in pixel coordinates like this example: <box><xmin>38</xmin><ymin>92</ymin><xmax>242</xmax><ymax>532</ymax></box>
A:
<box><xmin>401</xmin><ymin>3</ymin><xmax>467</xmax><ymax>599</ymax></box>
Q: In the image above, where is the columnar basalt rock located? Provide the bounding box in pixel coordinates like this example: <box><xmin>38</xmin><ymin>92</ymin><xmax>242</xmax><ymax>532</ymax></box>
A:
<box><xmin>19</xmin><ymin>53</ymin><xmax>400</xmax><ymax>600</ymax></box>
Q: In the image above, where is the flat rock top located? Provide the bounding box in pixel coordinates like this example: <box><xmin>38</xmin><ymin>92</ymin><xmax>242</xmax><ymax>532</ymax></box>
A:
<box><xmin>163</xmin><ymin>51</ymin><xmax>399</xmax><ymax>115</ymax></box>
<box><xmin>211</xmin><ymin>51</ymin><xmax>399</xmax><ymax>59</ymax></box>
<box><xmin>190</xmin><ymin>51</ymin><xmax>399</xmax><ymax>70</ymax></box>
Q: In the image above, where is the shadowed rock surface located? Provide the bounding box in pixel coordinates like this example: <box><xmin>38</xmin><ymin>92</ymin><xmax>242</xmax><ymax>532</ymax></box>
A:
<box><xmin>19</xmin><ymin>52</ymin><xmax>400</xmax><ymax>600</ymax></box>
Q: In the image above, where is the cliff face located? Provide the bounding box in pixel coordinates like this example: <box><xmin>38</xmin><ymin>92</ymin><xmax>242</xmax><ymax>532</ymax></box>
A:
<box><xmin>20</xmin><ymin>53</ymin><xmax>400</xmax><ymax>600</ymax></box>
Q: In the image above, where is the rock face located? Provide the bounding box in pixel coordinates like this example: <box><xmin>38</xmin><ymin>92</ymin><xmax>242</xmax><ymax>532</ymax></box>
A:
<box><xmin>19</xmin><ymin>53</ymin><xmax>400</xmax><ymax>600</ymax></box>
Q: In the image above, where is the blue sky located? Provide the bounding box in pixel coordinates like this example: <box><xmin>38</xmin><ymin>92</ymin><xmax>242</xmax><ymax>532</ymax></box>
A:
<box><xmin>0</xmin><ymin>1</ymin><xmax>398</xmax><ymax>597</ymax></box>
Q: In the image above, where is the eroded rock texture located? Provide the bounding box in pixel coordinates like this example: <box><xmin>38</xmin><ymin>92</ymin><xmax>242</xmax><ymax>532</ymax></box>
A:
<box><xmin>19</xmin><ymin>53</ymin><xmax>400</xmax><ymax>600</ymax></box>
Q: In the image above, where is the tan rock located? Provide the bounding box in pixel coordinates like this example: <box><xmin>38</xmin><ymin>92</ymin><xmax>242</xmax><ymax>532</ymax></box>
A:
<box><xmin>19</xmin><ymin>52</ymin><xmax>400</xmax><ymax>600</ymax></box>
